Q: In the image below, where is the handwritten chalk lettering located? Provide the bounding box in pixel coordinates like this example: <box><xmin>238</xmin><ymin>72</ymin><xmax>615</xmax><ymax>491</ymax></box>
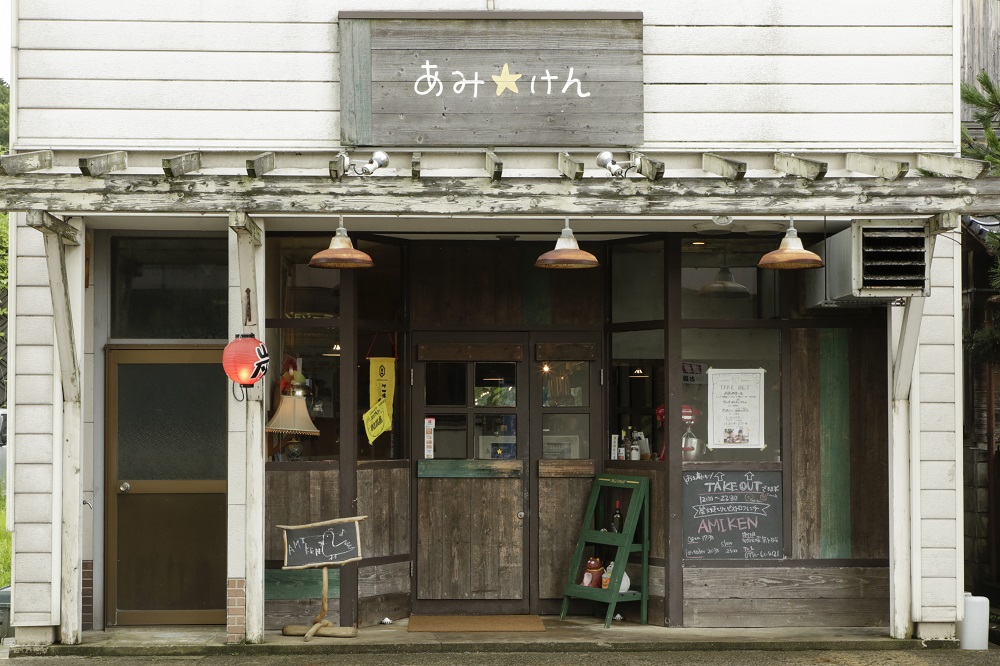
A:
<box><xmin>683</xmin><ymin>470</ymin><xmax>782</xmax><ymax>560</ymax></box>
<box><xmin>692</xmin><ymin>503</ymin><xmax>770</xmax><ymax>518</ymax></box>
<box><xmin>696</xmin><ymin>516</ymin><xmax>759</xmax><ymax>534</ymax></box>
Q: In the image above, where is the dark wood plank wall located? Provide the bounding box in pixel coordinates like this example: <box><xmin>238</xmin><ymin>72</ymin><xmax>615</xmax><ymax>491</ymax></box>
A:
<box><xmin>683</xmin><ymin>567</ymin><xmax>889</xmax><ymax>627</ymax></box>
<box><xmin>416</xmin><ymin>476</ymin><xmax>524</xmax><ymax>600</ymax></box>
<box><xmin>790</xmin><ymin>328</ymin><xmax>889</xmax><ymax>560</ymax></box>
<box><xmin>264</xmin><ymin>465</ymin><xmax>340</xmax><ymax>629</ymax></box>
<box><xmin>850</xmin><ymin>328</ymin><xmax>889</xmax><ymax>559</ymax></box>
<box><xmin>538</xmin><ymin>461</ymin><xmax>594</xmax><ymax>599</ymax></box>
<box><xmin>410</xmin><ymin>243</ymin><xmax>601</xmax><ymax>328</ymax></box>
<box><xmin>357</xmin><ymin>464</ymin><xmax>410</xmax><ymax>558</ymax></box>
<box><xmin>356</xmin><ymin>463</ymin><xmax>411</xmax><ymax>627</ymax></box>
<box><xmin>264</xmin><ymin>465</ymin><xmax>340</xmax><ymax>562</ymax></box>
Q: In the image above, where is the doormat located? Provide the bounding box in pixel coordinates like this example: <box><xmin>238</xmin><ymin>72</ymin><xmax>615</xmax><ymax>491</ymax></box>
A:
<box><xmin>407</xmin><ymin>614</ymin><xmax>546</xmax><ymax>632</ymax></box>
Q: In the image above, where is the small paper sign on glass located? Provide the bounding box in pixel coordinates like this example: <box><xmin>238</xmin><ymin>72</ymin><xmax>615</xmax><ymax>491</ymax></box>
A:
<box><xmin>363</xmin><ymin>397</ymin><xmax>389</xmax><ymax>445</ymax></box>
<box><xmin>706</xmin><ymin>368</ymin><xmax>766</xmax><ymax>451</ymax></box>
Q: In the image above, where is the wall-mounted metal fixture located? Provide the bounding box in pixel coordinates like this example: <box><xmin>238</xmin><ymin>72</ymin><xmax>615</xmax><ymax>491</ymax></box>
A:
<box><xmin>596</xmin><ymin>151</ymin><xmax>633</xmax><ymax>178</ymax></box>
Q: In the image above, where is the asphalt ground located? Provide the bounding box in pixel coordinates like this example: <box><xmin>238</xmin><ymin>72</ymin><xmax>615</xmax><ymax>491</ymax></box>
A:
<box><xmin>7</xmin><ymin>650</ymin><xmax>1000</xmax><ymax>665</ymax></box>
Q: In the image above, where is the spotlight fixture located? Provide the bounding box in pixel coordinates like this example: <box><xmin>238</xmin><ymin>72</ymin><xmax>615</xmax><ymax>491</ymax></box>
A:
<box><xmin>360</xmin><ymin>151</ymin><xmax>389</xmax><ymax>175</ymax></box>
<box><xmin>309</xmin><ymin>216</ymin><xmax>374</xmax><ymax>269</ymax></box>
<box><xmin>534</xmin><ymin>219</ymin><xmax>599</xmax><ymax>269</ymax></box>
<box><xmin>596</xmin><ymin>151</ymin><xmax>634</xmax><ymax>178</ymax></box>
<box><xmin>757</xmin><ymin>219</ymin><xmax>824</xmax><ymax>270</ymax></box>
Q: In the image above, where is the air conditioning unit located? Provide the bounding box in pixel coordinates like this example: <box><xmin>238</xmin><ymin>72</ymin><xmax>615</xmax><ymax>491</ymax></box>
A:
<box><xmin>803</xmin><ymin>220</ymin><xmax>931</xmax><ymax>308</ymax></box>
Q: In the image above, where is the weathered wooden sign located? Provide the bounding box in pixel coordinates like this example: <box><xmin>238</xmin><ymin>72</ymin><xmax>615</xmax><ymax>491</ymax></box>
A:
<box><xmin>278</xmin><ymin>515</ymin><xmax>367</xmax><ymax>570</ymax></box>
<box><xmin>340</xmin><ymin>12</ymin><xmax>644</xmax><ymax>147</ymax></box>
<box><xmin>682</xmin><ymin>470</ymin><xmax>782</xmax><ymax>560</ymax></box>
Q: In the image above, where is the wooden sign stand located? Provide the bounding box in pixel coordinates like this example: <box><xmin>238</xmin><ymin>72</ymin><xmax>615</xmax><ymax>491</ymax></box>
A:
<box><xmin>277</xmin><ymin>515</ymin><xmax>368</xmax><ymax>640</ymax></box>
<box><xmin>281</xmin><ymin>566</ymin><xmax>358</xmax><ymax>639</ymax></box>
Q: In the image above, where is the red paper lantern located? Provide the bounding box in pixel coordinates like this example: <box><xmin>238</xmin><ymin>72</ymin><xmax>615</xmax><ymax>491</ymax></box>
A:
<box><xmin>223</xmin><ymin>334</ymin><xmax>269</xmax><ymax>387</ymax></box>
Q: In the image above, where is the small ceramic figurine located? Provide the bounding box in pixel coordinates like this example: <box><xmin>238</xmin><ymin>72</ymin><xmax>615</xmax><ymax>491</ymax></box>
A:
<box><xmin>584</xmin><ymin>556</ymin><xmax>604</xmax><ymax>588</ymax></box>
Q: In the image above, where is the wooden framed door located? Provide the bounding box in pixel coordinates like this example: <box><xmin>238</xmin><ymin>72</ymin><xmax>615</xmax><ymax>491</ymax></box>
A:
<box><xmin>105</xmin><ymin>347</ymin><xmax>227</xmax><ymax>625</ymax></box>
<box><xmin>411</xmin><ymin>334</ymin><xmax>530</xmax><ymax>613</ymax></box>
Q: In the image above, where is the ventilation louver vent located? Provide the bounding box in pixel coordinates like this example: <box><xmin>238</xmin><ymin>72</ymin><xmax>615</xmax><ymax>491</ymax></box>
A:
<box><xmin>803</xmin><ymin>220</ymin><xmax>930</xmax><ymax>308</ymax></box>
<box><xmin>859</xmin><ymin>227</ymin><xmax>927</xmax><ymax>291</ymax></box>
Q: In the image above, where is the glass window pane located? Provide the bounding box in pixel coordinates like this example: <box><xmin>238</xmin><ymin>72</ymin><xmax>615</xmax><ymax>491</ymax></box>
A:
<box><xmin>271</xmin><ymin>237</ymin><xmax>340</xmax><ymax>319</ymax></box>
<box><xmin>111</xmin><ymin>237</ymin><xmax>227</xmax><ymax>339</ymax></box>
<box><xmin>611</xmin><ymin>241</ymin><xmax>664</xmax><ymax>323</ymax></box>
<box><xmin>681</xmin><ymin>238</ymin><xmax>771</xmax><ymax>320</ymax></box>
<box><xmin>427</xmin><ymin>414</ymin><xmax>467</xmax><ymax>459</ymax></box>
<box><xmin>610</xmin><ymin>330</ymin><xmax>665</xmax><ymax>457</ymax></box>
<box><xmin>357</xmin><ymin>331</ymin><xmax>404</xmax><ymax>460</ymax></box>
<box><xmin>475</xmin><ymin>414</ymin><xmax>517</xmax><ymax>459</ymax></box>
<box><xmin>426</xmin><ymin>362</ymin><xmax>466</xmax><ymax>406</ymax></box>
<box><xmin>474</xmin><ymin>362</ymin><xmax>517</xmax><ymax>407</ymax></box>
<box><xmin>266</xmin><ymin>327</ymin><xmax>340</xmax><ymax>461</ymax></box>
<box><xmin>681</xmin><ymin>328</ymin><xmax>781</xmax><ymax>463</ymax></box>
<box><xmin>541</xmin><ymin>361</ymin><xmax>589</xmax><ymax>407</ymax></box>
<box><xmin>542</xmin><ymin>414</ymin><xmax>590</xmax><ymax>459</ymax></box>
<box><xmin>118</xmin><ymin>363</ymin><xmax>227</xmax><ymax>480</ymax></box>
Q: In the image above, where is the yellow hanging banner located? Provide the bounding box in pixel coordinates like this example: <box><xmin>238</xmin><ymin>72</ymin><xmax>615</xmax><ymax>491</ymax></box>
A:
<box><xmin>369</xmin><ymin>357</ymin><xmax>395</xmax><ymax>428</ymax></box>
<box><xmin>363</xmin><ymin>398</ymin><xmax>390</xmax><ymax>445</ymax></box>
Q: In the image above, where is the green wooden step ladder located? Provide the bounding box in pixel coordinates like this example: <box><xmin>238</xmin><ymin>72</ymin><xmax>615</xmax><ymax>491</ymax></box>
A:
<box><xmin>559</xmin><ymin>474</ymin><xmax>649</xmax><ymax>628</ymax></box>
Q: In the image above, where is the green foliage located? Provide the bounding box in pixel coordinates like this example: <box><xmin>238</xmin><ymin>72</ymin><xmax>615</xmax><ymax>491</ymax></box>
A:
<box><xmin>0</xmin><ymin>78</ymin><xmax>7</xmax><ymax>155</ymax></box>
<box><xmin>0</xmin><ymin>494</ymin><xmax>9</xmax><ymax>588</ymax></box>
<box><xmin>962</xmin><ymin>71</ymin><xmax>1000</xmax><ymax>176</ymax></box>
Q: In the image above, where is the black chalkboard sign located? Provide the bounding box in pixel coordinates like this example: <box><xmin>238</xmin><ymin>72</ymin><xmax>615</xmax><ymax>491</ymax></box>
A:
<box><xmin>682</xmin><ymin>471</ymin><xmax>782</xmax><ymax>560</ymax></box>
<box><xmin>278</xmin><ymin>516</ymin><xmax>367</xmax><ymax>570</ymax></box>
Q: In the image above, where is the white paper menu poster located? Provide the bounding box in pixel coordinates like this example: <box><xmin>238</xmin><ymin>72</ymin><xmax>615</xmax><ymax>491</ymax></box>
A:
<box><xmin>706</xmin><ymin>368</ymin><xmax>766</xmax><ymax>451</ymax></box>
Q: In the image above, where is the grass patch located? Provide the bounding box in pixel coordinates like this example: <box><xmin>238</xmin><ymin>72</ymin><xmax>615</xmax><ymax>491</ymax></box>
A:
<box><xmin>0</xmin><ymin>494</ymin><xmax>10</xmax><ymax>587</ymax></box>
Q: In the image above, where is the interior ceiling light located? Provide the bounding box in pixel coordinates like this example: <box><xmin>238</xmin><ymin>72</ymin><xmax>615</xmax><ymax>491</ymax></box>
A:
<box><xmin>534</xmin><ymin>218</ymin><xmax>599</xmax><ymax>269</ymax></box>
<box><xmin>757</xmin><ymin>219</ymin><xmax>824</xmax><ymax>270</ymax></box>
<box><xmin>309</xmin><ymin>216</ymin><xmax>374</xmax><ymax>269</ymax></box>
<box><xmin>700</xmin><ymin>266</ymin><xmax>751</xmax><ymax>299</ymax></box>
<box><xmin>700</xmin><ymin>246</ymin><xmax>751</xmax><ymax>299</ymax></box>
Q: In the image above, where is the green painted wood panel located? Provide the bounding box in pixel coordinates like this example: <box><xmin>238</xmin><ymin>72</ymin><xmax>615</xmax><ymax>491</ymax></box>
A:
<box><xmin>265</xmin><ymin>568</ymin><xmax>340</xmax><ymax>600</ymax></box>
<box><xmin>417</xmin><ymin>459</ymin><xmax>523</xmax><ymax>478</ymax></box>
<box><xmin>820</xmin><ymin>329</ymin><xmax>851</xmax><ymax>558</ymax></box>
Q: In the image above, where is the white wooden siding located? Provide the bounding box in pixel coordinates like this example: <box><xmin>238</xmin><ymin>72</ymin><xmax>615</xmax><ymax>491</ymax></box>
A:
<box><xmin>11</xmin><ymin>215</ymin><xmax>57</xmax><ymax>626</ymax></box>
<box><xmin>14</xmin><ymin>1</ymin><xmax>956</xmax><ymax>151</ymax></box>
<box><xmin>913</xmin><ymin>233</ymin><xmax>963</xmax><ymax>626</ymax></box>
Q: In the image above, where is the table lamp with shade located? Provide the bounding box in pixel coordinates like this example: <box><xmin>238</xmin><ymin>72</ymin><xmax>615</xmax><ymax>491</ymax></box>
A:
<box><xmin>266</xmin><ymin>382</ymin><xmax>320</xmax><ymax>460</ymax></box>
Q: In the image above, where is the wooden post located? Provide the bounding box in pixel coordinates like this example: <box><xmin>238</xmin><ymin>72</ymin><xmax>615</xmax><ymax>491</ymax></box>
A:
<box><xmin>26</xmin><ymin>211</ymin><xmax>83</xmax><ymax>644</ymax></box>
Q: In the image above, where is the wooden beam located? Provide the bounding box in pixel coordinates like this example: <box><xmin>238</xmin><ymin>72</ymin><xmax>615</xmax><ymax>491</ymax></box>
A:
<box><xmin>329</xmin><ymin>152</ymin><xmax>349</xmax><ymax>181</ymax></box>
<box><xmin>558</xmin><ymin>152</ymin><xmax>584</xmax><ymax>181</ymax></box>
<box><xmin>26</xmin><ymin>209</ymin><xmax>81</xmax><ymax>246</ymax></box>
<box><xmin>485</xmin><ymin>151</ymin><xmax>503</xmax><ymax>181</ymax></box>
<box><xmin>0</xmin><ymin>149</ymin><xmax>53</xmax><ymax>175</ymax></box>
<box><xmin>917</xmin><ymin>153</ymin><xmax>989</xmax><ymax>179</ymax></box>
<box><xmin>5</xmin><ymin>173</ymin><xmax>1000</xmax><ymax>217</ymax></box>
<box><xmin>702</xmin><ymin>153</ymin><xmax>746</xmax><ymax>181</ymax></box>
<box><xmin>79</xmin><ymin>151</ymin><xmax>127</xmax><ymax>177</ymax></box>
<box><xmin>246</xmin><ymin>152</ymin><xmax>275</xmax><ymax>178</ymax></box>
<box><xmin>162</xmin><ymin>151</ymin><xmax>202</xmax><ymax>178</ymax></box>
<box><xmin>892</xmin><ymin>296</ymin><xmax>925</xmax><ymax>401</ymax></box>
<box><xmin>928</xmin><ymin>212</ymin><xmax>960</xmax><ymax>235</ymax></box>
<box><xmin>845</xmin><ymin>153</ymin><xmax>910</xmax><ymax>180</ymax></box>
<box><xmin>774</xmin><ymin>153</ymin><xmax>828</xmax><ymax>180</ymax></box>
<box><xmin>630</xmin><ymin>152</ymin><xmax>665</xmax><ymax>181</ymax></box>
<box><xmin>411</xmin><ymin>152</ymin><xmax>421</xmax><ymax>179</ymax></box>
<box><xmin>229</xmin><ymin>210</ymin><xmax>262</xmax><ymax>246</ymax></box>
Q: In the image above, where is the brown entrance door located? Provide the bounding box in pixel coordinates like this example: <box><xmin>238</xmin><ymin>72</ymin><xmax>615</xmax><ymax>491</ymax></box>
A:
<box><xmin>412</xmin><ymin>334</ymin><xmax>529</xmax><ymax>613</ymax></box>
<box><xmin>105</xmin><ymin>347</ymin><xmax>227</xmax><ymax>625</ymax></box>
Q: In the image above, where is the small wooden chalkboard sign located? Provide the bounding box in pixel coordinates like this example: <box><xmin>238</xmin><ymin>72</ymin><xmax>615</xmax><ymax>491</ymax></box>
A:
<box><xmin>278</xmin><ymin>515</ymin><xmax>368</xmax><ymax>571</ymax></box>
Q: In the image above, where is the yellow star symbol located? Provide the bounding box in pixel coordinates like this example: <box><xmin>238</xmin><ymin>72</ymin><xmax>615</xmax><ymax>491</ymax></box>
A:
<box><xmin>492</xmin><ymin>63</ymin><xmax>522</xmax><ymax>96</ymax></box>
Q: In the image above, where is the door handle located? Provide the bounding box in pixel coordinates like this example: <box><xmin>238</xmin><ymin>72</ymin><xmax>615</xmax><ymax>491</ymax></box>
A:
<box><xmin>118</xmin><ymin>482</ymin><xmax>131</xmax><ymax>493</ymax></box>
